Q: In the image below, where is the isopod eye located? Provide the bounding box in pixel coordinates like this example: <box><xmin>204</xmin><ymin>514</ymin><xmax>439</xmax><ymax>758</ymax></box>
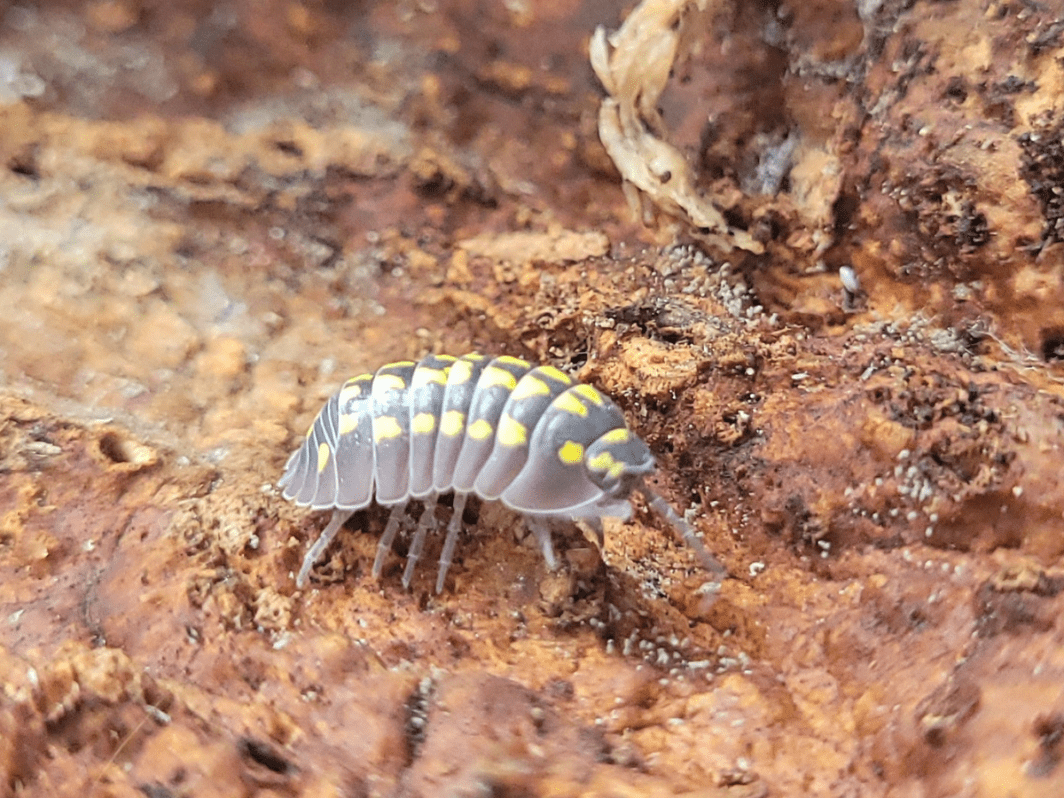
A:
<box><xmin>584</xmin><ymin>427</ymin><xmax>655</xmax><ymax>496</ymax></box>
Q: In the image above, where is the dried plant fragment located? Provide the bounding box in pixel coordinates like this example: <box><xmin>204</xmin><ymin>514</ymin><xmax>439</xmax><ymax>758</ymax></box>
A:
<box><xmin>590</xmin><ymin>0</ymin><xmax>764</xmax><ymax>254</ymax></box>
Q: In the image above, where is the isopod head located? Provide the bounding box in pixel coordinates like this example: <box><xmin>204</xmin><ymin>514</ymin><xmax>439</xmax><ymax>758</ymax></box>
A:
<box><xmin>584</xmin><ymin>427</ymin><xmax>656</xmax><ymax>496</ymax></box>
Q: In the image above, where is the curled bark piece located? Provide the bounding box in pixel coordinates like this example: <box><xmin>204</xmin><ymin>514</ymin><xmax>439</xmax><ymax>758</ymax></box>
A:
<box><xmin>590</xmin><ymin>0</ymin><xmax>764</xmax><ymax>254</ymax></box>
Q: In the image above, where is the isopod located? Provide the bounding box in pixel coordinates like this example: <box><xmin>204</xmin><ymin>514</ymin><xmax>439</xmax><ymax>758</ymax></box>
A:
<box><xmin>279</xmin><ymin>352</ymin><xmax>724</xmax><ymax>593</ymax></box>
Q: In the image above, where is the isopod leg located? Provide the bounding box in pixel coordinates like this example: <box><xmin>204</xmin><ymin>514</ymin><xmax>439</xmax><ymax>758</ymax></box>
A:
<box><xmin>296</xmin><ymin>509</ymin><xmax>354</xmax><ymax>589</ymax></box>
<box><xmin>637</xmin><ymin>483</ymin><xmax>727</xmax><ymax>586</ymax></box>
<box><xmin>435</xmin><ymin>492</ymin><xmax>468</xmax><ymax>594</ymax></box>
<box><xmin>372</xmin><ymin>505</ymin><xmax>406</xmax><ymax>579</ymax></box>
<box><xmin>526</xmin><ymin>516</ymin><xmax>557</xmax><ymax>571</ymax></box>
<box><xmin>402</xmin><ymin>496</ymin><xmax>438</xmax><ymax>589</ymax></box>
<box><xmin>583</xmin><ymin>516</ymin><xmax>605</xmax><ymax>550</ymax></box>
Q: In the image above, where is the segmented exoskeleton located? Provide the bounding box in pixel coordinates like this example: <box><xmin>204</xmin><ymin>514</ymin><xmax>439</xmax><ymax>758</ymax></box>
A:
<box><xmin>279</xmin><ymin>353</ymin><xmax>723</xmax><ymax>593</ymax></box>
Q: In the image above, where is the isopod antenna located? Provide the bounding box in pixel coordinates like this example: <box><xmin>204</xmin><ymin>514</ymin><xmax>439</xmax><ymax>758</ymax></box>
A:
<box><xmin>637</xmin><ymin>481</ymin><xmax>727</xmax><ymax>590</ymax></box>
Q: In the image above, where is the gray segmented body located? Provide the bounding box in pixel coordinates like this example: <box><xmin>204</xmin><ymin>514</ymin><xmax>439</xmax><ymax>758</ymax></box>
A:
<box><xmin>279</xmin><ymin>352</ymin><xmax>723</xmax><ymax>593</ymax></box>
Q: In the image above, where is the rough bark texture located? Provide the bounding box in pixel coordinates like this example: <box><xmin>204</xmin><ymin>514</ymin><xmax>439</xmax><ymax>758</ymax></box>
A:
<box><xmin>1</xmin><ymin>1</ymin><xmax>1063</xmax><ymax>796</ymax></box>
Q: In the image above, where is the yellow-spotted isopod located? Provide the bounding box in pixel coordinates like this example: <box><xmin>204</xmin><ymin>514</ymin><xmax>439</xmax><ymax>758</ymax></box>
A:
<box><xmin>279</xmin><ymin>353</ymin><xmax>725</xmax><ymax>593</ymax></box>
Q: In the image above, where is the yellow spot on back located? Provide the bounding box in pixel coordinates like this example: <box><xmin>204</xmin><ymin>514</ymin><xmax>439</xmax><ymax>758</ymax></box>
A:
<box><xmin>383</xmin><ymin>360</ymin><xmax>416</xmax><ymax>369</ymax></box>
<box><xmin>441</xmin><ymin>410</ymin><xmax>466</xmax><ymax>437</ymax></box>
<box><xmin>602</xmin><ymin>428</ymin><xmax>631</xmax><ymax>444</ymax></box>
<box><xmin>511</xmin><ymin>375</ymin><xmax>550</xmax><ymax>401</ymax></box>
<box><xmin>374</xmin><ymin>373</ymin><xmax>407</xmax><ymax>392</ymax></box>
<box><xmin>465</xmin><ymin>353</ymin><xmax>487</xmax><ymax>360</ymax></box>
<box><xmin>317</xmin><ymin>442</ymin><xmax>331</xmax><ymax>472</ymax></box>
<box><xmin>412</xmin><ymin>367</ymin><xmax>449</xmax><ymax>388</ymax></box>
<box><xmin>339</xmin><ymin>375</ymin><xmax>372</xmax><ymax>403</ymax></box>
<box><xmin>574</xmin><ymin>384</ymin><xmax>604</xmax><ymax>405</ymax></box>
<box><xmin>412</xmin><ymin>412</ymin><xmax>436</xmax><ymax>434</ymax></box>
<box><xmin>467</xmin><ymin>418</ymin><xmax>494</xmax><ymax>440</ymax></box>
<box><xmin>538</xmin><ymin>366</ymin><xmax>572</xmax><ymax>385</ymax></box>
<box><xmin>450</xmin><ymin>360</ymin><xmax>474</xmax><ymax>385</ymax></box>
<box><xmin>588</xmin><ymin>451</ymin><xmax>617</xmax><ymax>472</ymax></box>
<box><xmin>557</xmin><ymin>440</ymin><xmax>585</xmax><ymax>465</ymax></box>
<box><xmin>339</xmin><ymin>413</ymin><xmax>359</xmax><ymax>435</ymax></box>
<box><xmin>496</xmin><ymin>415</ymin><xmax>528</xmax><ymax>447</ymax></box>
<box><xmin>552</xmin><ymin>391</ymin><xmax>588</xmax><ymax>417</ymax></box>
<box><xmin>373</xmin><ymin>415</ymin><xmax>404</xmax><ymax>441</ymax></box>
<box><xmin>479</xmin><ymin>366</ymin><xmax>519</xmax><ymax>391</ymax></box>
<box><xmin>608</xmin><ymin>462</ymin><xmax>626</xmax><ymax>479</ymax></box>
<box><xmin>495</xmin><ymin>355</ymin><xmax>530</xmax><ymax>369</ymax></box>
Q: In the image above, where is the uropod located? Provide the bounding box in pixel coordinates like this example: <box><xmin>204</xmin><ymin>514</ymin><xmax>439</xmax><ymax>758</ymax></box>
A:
<box><xmin>279</xmin><ymin>352</ymin><xmax>724</xmax><ymax>593</ymax></box>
